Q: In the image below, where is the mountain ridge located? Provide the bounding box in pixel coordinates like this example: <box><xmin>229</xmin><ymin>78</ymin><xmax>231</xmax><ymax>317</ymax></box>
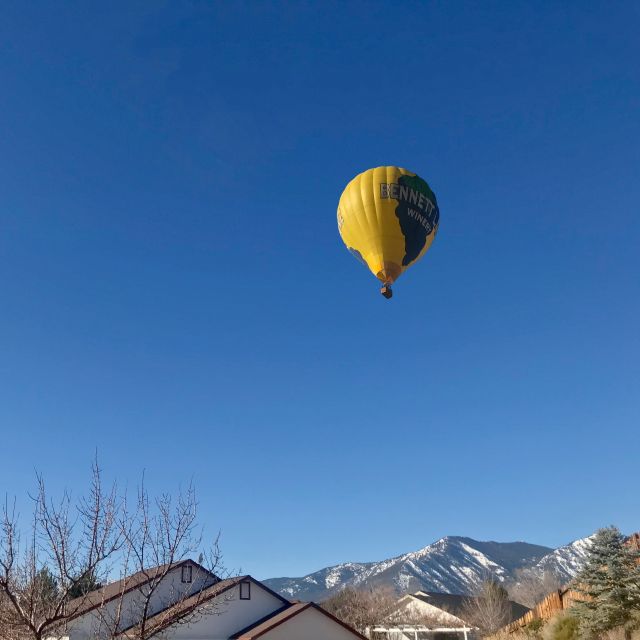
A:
<box><xmin>264</xmin><ymin>535</ymin><xmax>592</xmax><ymax>602</ymax></box>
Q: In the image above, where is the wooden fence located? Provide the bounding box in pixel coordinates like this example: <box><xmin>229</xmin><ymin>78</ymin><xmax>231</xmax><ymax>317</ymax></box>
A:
<box><xmin>503</xmin><ymin>588</ymin><xmax>586</xmax><ymax>633</ymax></box>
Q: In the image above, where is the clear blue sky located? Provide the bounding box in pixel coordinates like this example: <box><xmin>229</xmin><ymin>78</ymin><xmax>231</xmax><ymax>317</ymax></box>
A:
<box><xmin>1</xmin><ymin>1</ymin><xmax>639</xmax><ymax>580</ymax></box>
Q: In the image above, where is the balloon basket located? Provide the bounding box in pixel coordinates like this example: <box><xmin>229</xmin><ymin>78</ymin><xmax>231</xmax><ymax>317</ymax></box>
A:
<box><xmin>380</xmin><ymin>285</ymin><xmax>393</xmax><ymax>299</ymax></box>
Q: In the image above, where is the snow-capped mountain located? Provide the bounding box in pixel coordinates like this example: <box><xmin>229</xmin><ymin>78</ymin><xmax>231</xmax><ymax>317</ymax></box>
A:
<box><xmin>529</xmin><ymin>535</ymin><xmax>594</xmax><ymax>583</ymax></box>
<box><xmin>264</xmin><ymin>535</ymin><xmax>594</xmax><ymax>601</ymax></box>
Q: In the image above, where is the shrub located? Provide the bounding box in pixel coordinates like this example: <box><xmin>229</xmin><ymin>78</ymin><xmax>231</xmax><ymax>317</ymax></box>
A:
<box><xmin>545</xmin><ymin>615</ymin><xmax>579</xmax><ymax>640</ymax></box>
<box><xmin>526</xmin><ymin>618</ymin><xmax>545</xmax><ymax>637</ymax></box>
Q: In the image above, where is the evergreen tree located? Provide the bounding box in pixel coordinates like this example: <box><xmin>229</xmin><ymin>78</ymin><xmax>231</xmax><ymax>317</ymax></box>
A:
<box><xmin>67</xmin><ymin>569</ymin><xmax>102</xmax><ymax>599</ymax></box>
<box><xmin>33</xmin><ymin>567</ymin><xmax>59</xmax><ymax>605</ymax></box>
<box><xmin>572</xmin><ymin>527</ymin><xmax>640</xmax><ymax>638</ymax></box>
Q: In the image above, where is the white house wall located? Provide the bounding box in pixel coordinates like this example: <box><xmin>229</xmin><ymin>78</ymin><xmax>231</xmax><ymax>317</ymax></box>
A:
<box><xmin>257</xmin><ymin>607</ymin><xmax>360</xmax><ymax>640</ymax></box>
<box><xmin>62</xmin><ymin>564</ymin><xmax>217</xmax><ymax>640</ymax></box>
<box><xmin>164</xmin><ymin>582</ymin><xmax>286</xmax><ymax>640</ymax></box>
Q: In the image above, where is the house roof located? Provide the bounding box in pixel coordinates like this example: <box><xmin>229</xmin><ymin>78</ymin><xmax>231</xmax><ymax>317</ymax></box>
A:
<box><xmin>510</xmin><ymin>602</ymin><xmax>531</xmax><ymax>621</ymax></box>
<box><xmin>408</xmin><ymin>591</ymin><xmax>529</xmax><ymax>624</ymax></box>
<box><xmin>409</xmin><ymin>591</ymin><xmax>469</xmax><ymax>618</ymax></box>
<box><xmin>230</xmin><ymin>601</ymin><xmax>368</xmax><ymax>640</ymax></box>
<box><xmin>65</xmin><ymin>559</ymin><xmax>216</xmax><ymax>621</ymax></box>
<box><xmin>118</xmin><ymin>575</ymin><xmax>244</xmax><ymax>638</ymax></box>
<box><xmin>230</xmin><ymin>602</ymin><xmax>308</xmax><ymax>639</ymax></box>
<box><xmin>64</xmin><ymin>563</ymin><xmax>363</xmax><ymax>640</ymax></box>
<box><xmin>118</xmin><ymin>575</ymin><xmax>290</xmax><ymax>639</ymax></box>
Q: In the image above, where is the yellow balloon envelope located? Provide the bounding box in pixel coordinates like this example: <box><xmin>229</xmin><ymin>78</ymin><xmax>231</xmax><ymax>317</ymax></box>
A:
<box><xmin>337</xmin><ymin>166</ymin><xmax>440</xmax><ymax>298</ymax></box>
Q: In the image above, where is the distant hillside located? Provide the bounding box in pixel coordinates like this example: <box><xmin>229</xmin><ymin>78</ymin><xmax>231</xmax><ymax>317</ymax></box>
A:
<box><xmin>528</xmin><ymin>536</ymin><xmax>594</xmax><ymax>582</ymax></box>
<box><xmin>264</xmin><ymin>536</ymin><xmax>567</xmax><ymax>601</ymax></box>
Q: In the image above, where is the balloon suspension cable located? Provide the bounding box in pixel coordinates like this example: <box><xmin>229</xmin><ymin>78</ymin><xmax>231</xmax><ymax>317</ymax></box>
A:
<box><xmin>380</xmin><ymin>284</ymin><xmax>393</xmax><ymax>300</ymax></box>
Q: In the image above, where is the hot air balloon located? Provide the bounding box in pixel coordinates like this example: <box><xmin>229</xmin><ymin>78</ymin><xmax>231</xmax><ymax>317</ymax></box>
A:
<box><xmin>337</xmin><ymin>166</ymin><xmax>440</xmax><ymax>299</ymax></box>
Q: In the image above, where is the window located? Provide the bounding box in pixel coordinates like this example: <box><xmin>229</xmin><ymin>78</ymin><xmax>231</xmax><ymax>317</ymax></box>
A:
<box><xmin>181</xmin><ymin>564</ymin><xmax>193</xmax><ymax>584</ymax></box>
<box><xmin>240</xmin><ymin>580</ymin><xmax>251</xmax><ymax>600</ymax></box>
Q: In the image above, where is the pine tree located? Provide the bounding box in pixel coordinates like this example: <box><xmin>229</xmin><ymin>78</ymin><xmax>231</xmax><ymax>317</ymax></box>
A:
<box><xmin>33</xmin><ymin>567</ymin><xmax>59</xmax><ymax>606</ymax></box>
<box><xmin>572</xmin><ymin>527</ymin><xmax>640</xmax><ymax>638</ymax></box>
<box><xmin>67</xmin><ymin>568</ymin><xmax>102</xmax><ymax>599</ymax></box>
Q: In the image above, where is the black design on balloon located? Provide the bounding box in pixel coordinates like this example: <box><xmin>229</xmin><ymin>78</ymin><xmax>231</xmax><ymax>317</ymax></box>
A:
<box><xmin>394</xmin><ymin>175</ymin><xmax>440</xmax><ymax>266</ymax></box>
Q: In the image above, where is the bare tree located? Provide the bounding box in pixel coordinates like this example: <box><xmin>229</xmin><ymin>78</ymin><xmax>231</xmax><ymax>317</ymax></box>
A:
<box><xmin>322</xmin><ymin>586</ymin><xmax>398</xmax><ymax>633</ymax></box>
<box><xmin>508</xmin><ymin>568</ymin><xmax>563</xmax><ymax>609</ymax></box>
<box><xmin>91</xmin><ymin>477</ymin><xmax>225</xmax><ymax>640</ymax></box>
<box><xmin>0</xmin><ymin>459</ymin><xmax>121</xmax><ymax>640</ymax></box>
<box><xmin>0</xmin><ymin>589</ymin><xmax>31</xmax><ymax>640</ymax></box>
<box><xmin>462</xmin><ymin>579</ymin><xmax>511</xmax><ymax>636</ymax></box>
<box><xmin>0</xmin><ymin>461</ymin><xmax>226</xmax><ymax>640</ymax></box>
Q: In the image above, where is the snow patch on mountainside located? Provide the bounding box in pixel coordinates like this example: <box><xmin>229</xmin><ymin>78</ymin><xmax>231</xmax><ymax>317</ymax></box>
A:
<box><xmin>531</xmin><ymin>536</ymin><xmax>594</xmax><ymax>582</ymax></box>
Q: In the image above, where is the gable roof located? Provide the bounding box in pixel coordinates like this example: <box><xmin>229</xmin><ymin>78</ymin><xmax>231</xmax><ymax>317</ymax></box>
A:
<box><xmin>407</xmin><ymin>591</ymin><xmax>529</xmax><ymax>624</ymax></box>
<box><xmin>408</xmin><ymin>591</ymin><xmax>469</xmax><ymax>617</ymax></box>
<box><xmin>65</xmin><ymin>559</ymin><xmax>216</xmax><ymax>621</ymax></box>
<box><xmin>230</xmin><ymin>601</ymin><xmax>368</xmax><ymax>640</ymax></box>
<box><xmin>118</xmin><ymin>575</ymin><xmax>290</xmax><ymax>639</ymax></box>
